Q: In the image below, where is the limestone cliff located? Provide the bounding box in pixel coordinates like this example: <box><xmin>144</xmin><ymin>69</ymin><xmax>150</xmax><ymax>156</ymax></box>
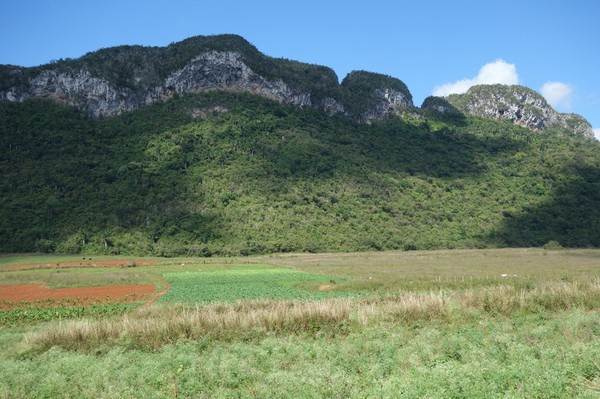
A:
<box><xmin>0</xmin><ymin>35</ymin><xmax>412</xmax><ymax>121</ymax></box>
<box><xmin>341</xmin><ymin>71</ymin><xmax>413</xmax><ymax>122</ymax></box>
<box><xmin>0</xmin><ymin>35</ymin><xmax>593</xmax><ymax>137</ymax></box>
<box><xmin>164</xmin><ymin>52</ymin><xmax>311</xmax><ymax>107</ymax></box>
<box><xmin>444</xmin><ymin>85</ymin><xmax>594</xmax><ymax>139</ymax></box>
<box><xmin>0</xmin><ymin>51</ymin><xmax>315</xmax><ymax>118</ymax></box>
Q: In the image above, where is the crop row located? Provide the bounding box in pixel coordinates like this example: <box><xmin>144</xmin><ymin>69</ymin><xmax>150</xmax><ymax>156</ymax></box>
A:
<box><xmin>0</xmin><ymin>303</ymin><xmax>138</xmax><ymax>327</ymax></box>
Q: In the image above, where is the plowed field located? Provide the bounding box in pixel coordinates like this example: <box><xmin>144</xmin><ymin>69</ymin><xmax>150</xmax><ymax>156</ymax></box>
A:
<box><xmin>0</xmin><ymin>283</ymin><xmax>156</xmax><ymax>309</ymax></box>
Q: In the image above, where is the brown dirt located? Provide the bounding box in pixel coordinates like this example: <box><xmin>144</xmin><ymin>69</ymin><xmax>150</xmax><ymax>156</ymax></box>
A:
<box><xmin>4</xmin><ymin>260</ymin><xmax>157</xmax><ymax>271</ymax></box>
<box><xmin>141</xmin><ymin>275</ymin><xmax>171</xmax><ymax>309</ymax></box>
<box><xmin>318</xmin><ymin>284</ymin><xmax>333</xmax><ymax>291</ymax></box>
<box><xmin>0</xmin><ymin>283</ymin><xmax>156</xmax><ymax>309</ymax></box>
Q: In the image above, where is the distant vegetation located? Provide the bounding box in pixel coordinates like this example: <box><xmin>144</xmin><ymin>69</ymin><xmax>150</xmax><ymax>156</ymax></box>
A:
<box><xmin>1</xmin><ymin>90</ymin><xmax>598</xmax><ymax>256</ymax></box>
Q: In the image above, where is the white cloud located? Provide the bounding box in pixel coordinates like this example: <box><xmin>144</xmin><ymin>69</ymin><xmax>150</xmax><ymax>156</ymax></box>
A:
<box><xmin>433</xmin><ymin>59</ymin><xmax>519</xmax><ymax>97</ymax></box>
<box><xmin>540</xmin><ymin>81</ymin><xmax>573</xmax><ymax>112</ymax></box>
<box><xmin>594</xmin><ymin>128</ymin><xmax>600</xmax><ymax>141</ymax></box>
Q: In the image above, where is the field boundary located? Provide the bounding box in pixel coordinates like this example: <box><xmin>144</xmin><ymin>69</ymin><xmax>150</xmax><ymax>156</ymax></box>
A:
<box><xmin>3</xmin><ymin>260</ymin><xmax>157</xmax><ymax>271</ymax></box>
<box><xmin>142</xmin><ymin>275</ymin><xmax>171</xmax><ymax>309</ymax></box>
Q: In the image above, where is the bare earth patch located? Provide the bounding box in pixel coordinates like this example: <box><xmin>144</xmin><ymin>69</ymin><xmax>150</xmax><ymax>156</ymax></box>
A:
<box><xmin>0</xmin><ymin>283</ymin><xmax>156</xmax><ymax>309</ymax></box>
<box><xmin>318</xmin><ymin>284</ymin><xmax>334</xmax><ymax>291</ymax></box>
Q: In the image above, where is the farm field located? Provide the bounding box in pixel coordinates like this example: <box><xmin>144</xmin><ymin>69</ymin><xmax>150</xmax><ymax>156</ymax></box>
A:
<box><xmin>0</xmin><ymin>248</ymin><xmax>599</xmax><ymax>398</ymax></box>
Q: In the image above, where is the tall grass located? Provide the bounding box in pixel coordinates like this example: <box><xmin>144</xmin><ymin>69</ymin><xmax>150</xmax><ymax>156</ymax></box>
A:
<box><xmin>27</xmin><ymin>278</ymin><xmax>600</xmax><ymax>353</ymax></box>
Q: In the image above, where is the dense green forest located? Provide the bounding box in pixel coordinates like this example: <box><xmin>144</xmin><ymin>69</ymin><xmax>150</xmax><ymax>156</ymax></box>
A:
<box><xmin>1</xmin><ymin>92</ymin><xmax>599</xmax><ymax>256</ymax></box>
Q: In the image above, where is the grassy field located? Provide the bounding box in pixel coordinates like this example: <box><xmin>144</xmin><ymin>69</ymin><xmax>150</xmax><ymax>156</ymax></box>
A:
<box><xmin>0</xmin><ymin>249</ymin><xmax>599</xmax><ymax>398</ymax></box>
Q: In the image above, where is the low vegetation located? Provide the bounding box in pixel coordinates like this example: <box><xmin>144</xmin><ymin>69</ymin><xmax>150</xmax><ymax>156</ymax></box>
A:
<box><xmin>25</xmin><ymin>278</ymin><xmax>600</xmax><ymax>353</ymax></box>
<box><xmin>0</xmin><ymin>303</ymin><xmax>136</xmax><ymax>328</ymax></box>
<box><xmin>0</xmin><ymin>250</ymin><xmax>598</xmax><ymax>397</ymax></box>
<box><xmin>159</xmin><ymin>266</ymin><xmax>350</xmax><ymax>304</ymax></box>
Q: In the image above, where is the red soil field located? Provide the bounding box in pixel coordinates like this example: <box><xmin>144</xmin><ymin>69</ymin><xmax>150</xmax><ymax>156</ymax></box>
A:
<box><xmin>5</xmin><ymin>260</ymin><xmax>157</xmax><ymax>271</ymax></box>
<box><xmin>0</xmin><ymin>283</ymin><xmax>156</xmax><ymax>309</ymax></box>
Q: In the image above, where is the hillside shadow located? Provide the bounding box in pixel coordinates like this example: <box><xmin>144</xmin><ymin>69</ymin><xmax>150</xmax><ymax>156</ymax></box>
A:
<box><xmin>420</xmin><ymin>96</ymin><xmax>468</xmax><ymax>127</ymax></box>
<box><xmin>257</xmin><ymin>110</ymin><xmax>527</xmax><ymax>180</ymax></box>
<box><xmin>0</xmin><ymin>94</ymin><xmax>533</xmax><ymax>255</ymax></box>
<box><xmin>484</xmin><ymin>164</ymin><xmax>600</xmax><ymax>248</ymax></box>
<box><xmin>0</xmin><ymin>98</ymin><xmax>225</xmax><ymax>254</ymax></box>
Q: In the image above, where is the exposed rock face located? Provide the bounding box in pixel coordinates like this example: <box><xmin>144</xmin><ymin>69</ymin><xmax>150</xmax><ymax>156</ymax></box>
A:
<box><xmin>0</xmin><ymin>50</ymin><xmax>415</xmax><ymax>121</ymax></box>
<box><xmin>0</xmin><ymin>52</ymin><xmax>313</xmax><ymax>117</ymax></box>
<box><xmin>554</xmin><ymin>113</ymin><xmax>594</xmax><ymax>139</ymax></box>
<box><xmin>165</xmin><ymin>52</ymin><xmax>312</xmax><ymax>108</ymax></box>
<box><xmin>445</xmin><ymin>85</ymin><xmax>593</xmax><ymax>139</ymax></box>
<box><xmin>358</xmin><ymin>88</ymin><xmax>412</xmax><ymax>122</ymax></box>
<box><xmin>421</xmin><ymin>96</ymin><xmax>461</xmax><ymax>114</ymax></box>
<box><xmin>0</xmin><ymin>36</ymin><xmax>593</xmax><ymax>137</ymax></box>
<box><xmin>319</xmin><ymin>97</ymin><xmax>346</xmax><ymax>115</ymax></box>
<box><xmin>0</xmin><ymin>69</ymin><xmax>173</xmax><ymax>117</ymax></box>
<box><xmin>340</xmin><ymin>71</ymin><xmax>414</xmax><ymax>122</ymax></box>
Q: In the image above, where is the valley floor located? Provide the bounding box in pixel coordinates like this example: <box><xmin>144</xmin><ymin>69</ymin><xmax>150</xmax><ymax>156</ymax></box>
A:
<box><xmin>0</xmin><ymin>248</ymin><xmax>599</xmax><ymax>398</ymax></box>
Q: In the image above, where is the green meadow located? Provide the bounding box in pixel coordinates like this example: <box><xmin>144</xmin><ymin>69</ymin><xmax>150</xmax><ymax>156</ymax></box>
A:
<box><xmin>0</xmin><ymin>249</ymin><xmax>599</xmax><ymax>398</ymax></box>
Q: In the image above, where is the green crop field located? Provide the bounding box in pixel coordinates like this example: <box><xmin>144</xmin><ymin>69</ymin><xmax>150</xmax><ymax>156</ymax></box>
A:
<box><xmin>0</xmin><ymin>249</ymin><xmax>599</xmax><ymax>398</ymax></box>
<box><xmin>159</xmin><ymin>266</ymin><xmax>351</xmax><ymax>304</ymax></box>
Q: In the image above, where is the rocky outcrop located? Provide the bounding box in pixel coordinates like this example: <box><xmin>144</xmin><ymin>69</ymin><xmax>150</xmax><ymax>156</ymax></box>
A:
<box><xmin>358</xmin><ymin>88</ymin><xmax>412</xmax><ymax>122</ymax></box>
<box><xmin>554</xmin><ymin>113</ymin><xmax>594</xmax><ymax>139</ymax></box>
<box><xmin>341</xmin><ymin>71</ymin><xmax>414</xmax><ymax>122</ymax></box>
<box><xmin>0</xmin><ymin>50</ymin><xmax>415</xmax><ymax>121</ymax></box>
<box><xmin>421</xmin><ymin>96</ymin><xmax>461</xmax><ymax>114</ymax></box>
<box><xmin>445</xmin><ymin>85</ymin><xmax>594</xmax><ymax>139</ymax></box>
<box><xmin>319</xmin><ymin>97</ymin><xmax>346</xmax><ymax>115</ymax></box>
<box><xmin>0</xmin><ymin>69</ymin><xmax>171</xmax><ymax>117</ymax></box>
<box><xmin>0</xmin><ymin>36</ymin><xmax>593</xmax><ymax>137</ymax></box>
<box><xmin>0</xmin><ymin>51</ymin><xmax>314</xmax><ymax>117</ymax></box>
<box><xmin>165</xmin><ymin>52</ymin><xmax>312</xmax><ymax>108</ymax></box>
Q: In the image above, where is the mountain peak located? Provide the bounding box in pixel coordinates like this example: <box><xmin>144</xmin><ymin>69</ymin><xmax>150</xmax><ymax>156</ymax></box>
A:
<box><xmin>340</xmin><ymin>71</ymin><xmax>413</xmax><ymax>122</ymax></box>
<box><xmin>443</xmin><ymin>84</ymin><xmax>593</xmax><ymax>138</ymax></box>
<box><xmin>0</xmin><ymin>35</ymin><xmax>594</xmax><ymax>137</ymax></box>
<box><xmin>0</xmin><ymin>34</ymin><xmax>416</xmax><ymax>121</ymax></box>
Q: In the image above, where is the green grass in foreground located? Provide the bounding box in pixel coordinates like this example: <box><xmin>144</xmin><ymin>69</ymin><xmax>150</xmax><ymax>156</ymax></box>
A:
<box><xmin>2</xmin><ymin>306</ymin><xmax>599</xmax><ymax>398</ymax></box>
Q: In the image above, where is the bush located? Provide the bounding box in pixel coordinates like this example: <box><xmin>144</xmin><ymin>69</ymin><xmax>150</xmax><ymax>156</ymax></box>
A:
<box><xmin>543</xmin><ymin>240</ymin><xmax>563</xmax><ymax>250</ymax></box>
<box><xmin>34</xmin><ymin>239</ymin><xmax>56</xmax><ymax>253</ymax></box>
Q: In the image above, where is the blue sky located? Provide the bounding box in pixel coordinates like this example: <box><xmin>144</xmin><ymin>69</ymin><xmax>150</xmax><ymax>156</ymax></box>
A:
<box><xmin>2</xmin><ymin>0</ymin><xmax>599</xmax><ymax>138</ymax></box>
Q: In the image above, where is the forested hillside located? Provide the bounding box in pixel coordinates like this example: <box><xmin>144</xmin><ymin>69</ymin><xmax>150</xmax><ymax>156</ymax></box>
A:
<box><xmin>1</xmin><ymin>92</ymin><xmax>598</xmax><ymax>255</ymax></box>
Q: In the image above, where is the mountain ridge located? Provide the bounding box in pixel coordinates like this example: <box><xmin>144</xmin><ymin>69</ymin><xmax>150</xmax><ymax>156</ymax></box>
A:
<box><xmin>1</xmin><ymin>34</ymin><xmax>599</xmax><ymax>255</ymax></box>
<box><xmin>0</xmin><ymin>34</ymin><xmax>593</xmax><ymax>137</ymax></box>
<box><xmin>0</xmin><ymin>34</ymin><xmax>410</xmax><ymax>122</ymax></box>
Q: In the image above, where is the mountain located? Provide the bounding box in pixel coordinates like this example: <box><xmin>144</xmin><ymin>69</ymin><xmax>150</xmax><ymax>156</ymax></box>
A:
<box><xmin>0</xmin><ymin>34</ymin><xmax>414</xmax><ymax>122</ymax></box>
<box><xmin>443</xmin><ymin>85</ymin><xmax>594</xmax><ymax>139</ymax></box>
<box><xmin>1</xmin><ymin>35</ymin><xmax>599</xmax><ymax>255</ymax></box>
<box><xmin>2</xmin><ymin>34</ymin><xmax>592</xmax><ymax>137</ymax></box>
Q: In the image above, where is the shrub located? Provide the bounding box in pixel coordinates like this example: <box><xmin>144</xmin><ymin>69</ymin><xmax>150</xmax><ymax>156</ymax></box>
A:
<box><xmin>34</xmin><ymin>239</ymin><xmax>56</xmax><ymax>253</ymax></box>
<box><xmin>543</xmin><ymin>240</ymin><xmax>563</xmax><ymax>250</ymax></box>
